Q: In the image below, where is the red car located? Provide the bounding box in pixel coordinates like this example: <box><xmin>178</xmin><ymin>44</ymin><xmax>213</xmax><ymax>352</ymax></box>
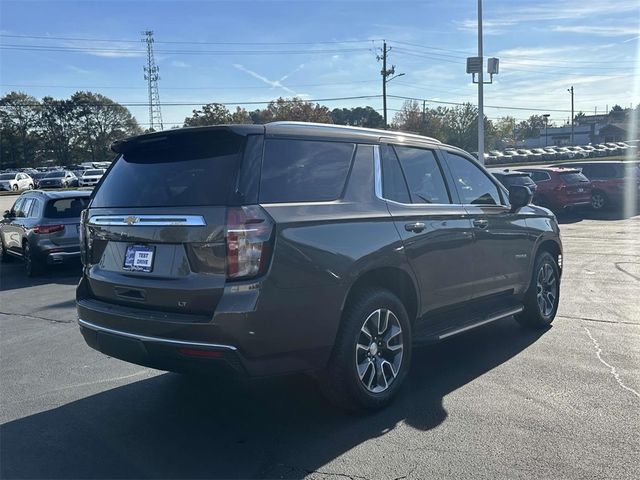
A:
<box><xmin>518</xmin><ymin>167</ymin><xmax>592</xmax><ymax>211</ymax></box>
<box><xmin>557</xmin><ymin>161</ymin><xmax>640</xmax><ymax>210</ymax></box>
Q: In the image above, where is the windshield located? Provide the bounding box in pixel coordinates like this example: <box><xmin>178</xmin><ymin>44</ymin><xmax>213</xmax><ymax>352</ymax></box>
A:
<box><xmin>0</xmin><ymin>174</ymin><xmax>16</xmax><ymax>180</ymax></box>
<box><xmin>45</xmin><ymin>171</ymin><xmax>65</xmax><ymax>178</ymax></box>
<box><xmin>560</xmin><ymin>171</ymin><xmax>589</xmax><ymax>184</ymax></box>
<box><xmin>83</xmin><ymin>169</ymin><xmax>104</xmax><ymax>176</ymax></box>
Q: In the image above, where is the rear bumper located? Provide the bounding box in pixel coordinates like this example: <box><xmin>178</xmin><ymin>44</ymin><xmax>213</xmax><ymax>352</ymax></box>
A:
<box><xmin>78</xmin><ymin>318</ymin><xmax>246</xmax><ymax>376</ymax></box>
<box><xmin>76</xmin><ymin>277</ymin><xmax>342</xmax><ymax>377</ymax></box>
<box><xmin>47</xmin><ymin>250</ymin><xmax>81</xmax><ymax>264</ymax></box>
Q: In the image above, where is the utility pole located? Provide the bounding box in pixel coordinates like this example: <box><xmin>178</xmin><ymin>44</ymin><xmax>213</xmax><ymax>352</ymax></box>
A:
<box><xmin>378</xmin><ymin>42</ymin><xmax>404</xmax><ymax>129</ymax></box>
<box><xmin>567</xmin><ymin>86</ymin><xmax>574</xmax><ymax>145</ymax></box>
<box><xmin>422</xmin><ymin>100</ymin><xmax>427</xmax><ymax>130</ymax></box>
<box><xmin>477</xmin><ymin>0</ymin><xmax>484</xmax><ymax>162</ymax></box>
<box><xmin>142</xmin><ymin>30</ymin><xmax>163</xmax><ymax>131</ymax></box>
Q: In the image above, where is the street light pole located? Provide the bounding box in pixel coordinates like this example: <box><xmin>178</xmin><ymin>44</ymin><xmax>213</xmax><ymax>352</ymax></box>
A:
<box><xmin>568</xmin><ymin>86</ymin><xmax>574</xmax><ymax>145</ymax></box>
<box><xmin>543</xmin><ymin>114</ymin><xmax>550</xmax><ymax>147</ymax></box>
<box><xmin>477</xmin><ymin>0</ymin><xmax>484</xmax><ymax>164</ymax></box>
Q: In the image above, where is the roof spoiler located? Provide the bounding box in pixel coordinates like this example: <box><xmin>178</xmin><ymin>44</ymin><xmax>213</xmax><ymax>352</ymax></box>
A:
<box><xmin>111</xmin><ymin>124</ymin><xmax>265</xmax><ymax>154</ymax></box>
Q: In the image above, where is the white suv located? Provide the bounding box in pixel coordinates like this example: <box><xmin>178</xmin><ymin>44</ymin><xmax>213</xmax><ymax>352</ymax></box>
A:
<box><xmin>79</xmin><ymin>169</ymin><xmax>106</xmax><ymax>187</ymax></box>
<box><xmin>0</xmin><ymin>172</ymin><xmax>34</xmax><ymax>191</ymax></box>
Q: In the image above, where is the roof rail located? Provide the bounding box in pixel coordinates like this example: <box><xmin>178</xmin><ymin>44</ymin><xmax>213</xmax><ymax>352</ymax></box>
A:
<box><xmin>266</xmin><ymin>121</ymin><xmax>442</xmax><ymax>144</ymax></box>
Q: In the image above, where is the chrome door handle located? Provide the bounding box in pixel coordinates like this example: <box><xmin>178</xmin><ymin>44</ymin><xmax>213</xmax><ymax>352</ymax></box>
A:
<box><xmin>473</xmin><ymin>219</ymin><xmax>489</xmax><ymax>229</ymax></box>
<box><xmin>404</xmin><ymin>222</ymin><xmax>426</xmax><ymax>233</ymax></box>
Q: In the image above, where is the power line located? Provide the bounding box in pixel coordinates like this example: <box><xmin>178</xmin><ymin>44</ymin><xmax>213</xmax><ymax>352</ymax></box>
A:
<box><xmin>0</xmin><ymin>44</ymin><xmax>372</xmax><ymax>56</ymax></box>
<box><xmin>0</xmin><ymin>79</ymin><xmax>378</xmax><ymax>90</ymax></box>
<box><xmin>0</xmin><ymin>33</ymin><xmax>383</xmax><ymax>46</ymax></box>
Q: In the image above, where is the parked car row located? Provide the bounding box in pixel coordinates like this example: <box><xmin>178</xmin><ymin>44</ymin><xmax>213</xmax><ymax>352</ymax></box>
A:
<box><xmin>0</xmin><ymin>168</ymin><xmax>105</xmax><ymax>190</ymax></box>
<box><xmin>489</xmin><ymin>160</ymin><xmax>639</xmax><ymax>211</ymax></box>
<box><xmin>474</xmin><ymin>141</ymin><xmax>636</xmax><ymax>165</ymax></box>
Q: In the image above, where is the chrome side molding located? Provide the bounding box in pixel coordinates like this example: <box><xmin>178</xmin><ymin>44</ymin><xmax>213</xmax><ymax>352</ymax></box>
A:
<box><xmin>88</xmin><ymin>215</ymin><xmax>206</xmax><ymax>226</ymax></box>
<box><xmin>78</xmin><ymin>318</ymin><xmax>237</xmax><ymax>351</ymax></box>
<box><xmin>438</xmin><ymin>306</ymin><xmax>524</xmax><ymax>340</ymax></box>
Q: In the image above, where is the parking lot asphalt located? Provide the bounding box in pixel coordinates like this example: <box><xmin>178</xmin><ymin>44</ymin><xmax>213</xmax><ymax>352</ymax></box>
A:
<box><xmin>1</xmin><ymin>203</ymin><xmax>639</xmax><ymax>479</ymax></box>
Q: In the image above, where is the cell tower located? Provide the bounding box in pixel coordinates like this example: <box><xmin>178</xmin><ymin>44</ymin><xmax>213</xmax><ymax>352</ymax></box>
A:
<box><xmin>141</xmin><ymin>30</ymin><xmax>163</xmax><ymax>131</ymax></box>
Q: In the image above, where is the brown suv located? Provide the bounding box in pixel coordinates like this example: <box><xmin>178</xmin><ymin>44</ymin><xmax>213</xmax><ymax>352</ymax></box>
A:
<box><xmin>77</xmin><ymin>123</ymin><xmax>562</xmax><ymax>409</ymax></box>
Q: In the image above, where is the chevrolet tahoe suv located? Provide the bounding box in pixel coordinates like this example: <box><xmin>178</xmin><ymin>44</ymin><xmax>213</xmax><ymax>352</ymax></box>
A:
<box><xmin>77</xmin><ymin>123</ymin><xmax>562</xmax><ymax>409</ymax></box>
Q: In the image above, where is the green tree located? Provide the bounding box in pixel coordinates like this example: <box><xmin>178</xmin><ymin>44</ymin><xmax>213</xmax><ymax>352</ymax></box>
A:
<box><xmin>39</xmin><ymin>97</ymin><xmax>80</xmax><ymax>165</ymax></box>
<box><xmin>184</xmin><ymin>103</ymin><xmax>232</xmax><ymax>127</ymax></box>
<box><xmin>493</xmin><ymin>116</ymin><xmax>517</xmax><ymax>148</ymax></box>
<box><xmin>257</xmin><ymin>97</ymin><xmax>333</xmax><ymax>123</ymax></box>
<box><xmin>441</xmin><ymin>103</ymin><xmax>480</xmax><ymax>151</ymax></box>
<box><xmin>71</xmin><ymin>91</ymin><xmax>141</xmax><ymax>163</ymax></box>
<box><xmin>0</xmin><ymin>92</ymin><xmax>41</xmax><ymax>168</ymax></box>
<box><xmin>331</xmin><ymin>106</ymin><xmax>384</xmax><ymax>128</ymax></box>
<box><xmin>391</xmin><ymin>100</ymin><xmax>423</xmax><ymax>133</ymax></box>
<box><xmin>516</xmin><ymin>115</ymin><xmax>546</xmax><ymax>141</ymax></box>
<box><xmin>230</xmin><ymin>106</ymin><xmax>253</xmax><ymax>124</ymax></box>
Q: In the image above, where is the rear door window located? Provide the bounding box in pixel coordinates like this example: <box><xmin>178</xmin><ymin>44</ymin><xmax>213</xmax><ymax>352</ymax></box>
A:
<box><xmin>393</xmin><ymin>146</ymin><xmax>450</xmax><ymax>204</ymax></box>
<box><xmin>91</xmin><ymin>130</ymin><xmax>246</xmax><ymax>208</ymax></box>
<box><xmin>445</xmin><ymin>152</ymin><xmax>502</xmax><ymax>205</ymax></box>
<box><xmin>380</xmin><ymin>145</ymin><xmax>410</xmax><ymax>203</ymax></box>
<box><xmin>259</xmin><ymin>139</ymin><xmax>355</xmax><ymax>203</ymax></box>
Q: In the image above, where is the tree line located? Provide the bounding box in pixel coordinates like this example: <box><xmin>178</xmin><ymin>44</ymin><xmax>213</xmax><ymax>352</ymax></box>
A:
<box><xmin>1</xmin><ymin>91</ymin><xmax>141</xmax><ymax>169</ymax></box>
<box><xmin>2</xmin><ymin>90</ymin><xmax>636</xmax><ymax>169</ymax></box>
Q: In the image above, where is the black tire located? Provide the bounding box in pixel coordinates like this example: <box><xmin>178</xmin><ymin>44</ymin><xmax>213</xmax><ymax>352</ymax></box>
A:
<box><xmin>12</xmin><ymin>184</ymin><xmax>18</xmax><ymax>192</ymax></box>
<box><xmin>24</xmin><ymin>242</ymin><xmax>43</xmax><ymax>277</ymax></box>
<box><xmin>0</xmin><ymin>239</ymin><xmax>12</xmax><ymax>263</ymax></box>
<box><xmin>27</xmin><ymin>183</ymin><xmax>33</xmax><ymax>190</ymax></box>
<box><xmin>591</xmin><ymin>190</ymin><xmax>608</xmax><ymax>210</ymax></box>
<box><xmin>516</xmin><ymin>251</ymin><xmax>560</xmax><ymax>329</ymax></box>
<box><xmin>320</xmin><ymin>288</ymin><xmax>412</xmax><ymax>410</ymax></box>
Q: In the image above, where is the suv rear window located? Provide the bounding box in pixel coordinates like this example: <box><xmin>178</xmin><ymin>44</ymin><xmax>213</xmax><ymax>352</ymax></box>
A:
<box><xmin>91</xmin><ymin>130</ymin><xmax>245</xmax><ymax>208</ymax></box>
<box><xmin>45</xmin><ymin>197</ymin><xmax>90</xmax><ymax>218</ymax></box>
<box><xmin>259</xmin><ymin>139</ymin><xmax>355</xmax><ymax>203</ymax></box>
<box><xmin>559</xmin><ymin>171</ymin><xmax>589</xmax><ymax>184</ymax></box>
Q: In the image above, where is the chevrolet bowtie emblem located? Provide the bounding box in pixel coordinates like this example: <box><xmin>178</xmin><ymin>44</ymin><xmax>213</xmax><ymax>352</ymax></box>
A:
<box><xmin>124</xmin><ymin>216</ymin><xmax>139</xmax><ymax>225</ymax></box>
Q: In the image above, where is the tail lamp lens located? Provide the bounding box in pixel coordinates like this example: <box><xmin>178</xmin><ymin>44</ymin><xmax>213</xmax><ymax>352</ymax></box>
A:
<box><xmin>226</xmin><ymin>205</ymin><xmax>274</xmax><ymax>280</ymax></box>
<box><xmin>33</xmin><ymin>224</ymin><xmax>65</xmax><ymax>234</ymax></box>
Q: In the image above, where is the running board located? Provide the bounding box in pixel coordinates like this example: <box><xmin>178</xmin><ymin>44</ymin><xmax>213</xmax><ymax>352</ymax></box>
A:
<box><xmin>438</xmin><ymin>306</ymin><xmax>524</xmax><ymax>340</ymax></box>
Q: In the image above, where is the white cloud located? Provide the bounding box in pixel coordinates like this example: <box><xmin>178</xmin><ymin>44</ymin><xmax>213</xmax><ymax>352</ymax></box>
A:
<box><xmin>170</xmin><ymin>60</ymin><xmax>190</xmax><ymax>68</ymax></box>
<box><xmin>553</xmin><ymin>25</ymin><xmax>640</xmax><ymax>37</ymax></box>
<box><xmin>457</xmin><ymin>0</ymin><xmax>640</xmax><ymax>34</ymax></box>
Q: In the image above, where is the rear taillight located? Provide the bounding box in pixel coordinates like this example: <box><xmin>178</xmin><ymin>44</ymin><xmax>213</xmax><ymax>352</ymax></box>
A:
<box><xmin>226</xmin><ymin>205</ymin><xmax>274</xmax><ymax>280</ymax></box>
<box><xmin>79</xmin><ymin>209</ymin><xmax>88</xmax><ymax>265</ymax></box>
<box><xmin>33</xmin><ymin>224</ymin><xmax>65</xmax><ymax>234</ymax></box>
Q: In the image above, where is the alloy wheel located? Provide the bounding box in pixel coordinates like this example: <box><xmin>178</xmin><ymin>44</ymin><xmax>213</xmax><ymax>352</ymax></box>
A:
<box><xmin>536</xmin><ymin>263</ymin><xmax>557</xmax><ymax>318</ymax></box>
<box><xmin>355</xmin><ymin>308</ymin><xmax>404</xmax><ymax>393</ymax></box>
<box><xmin>591</xmin><ymin>193</ymin><xmax>605</xmax><ymax>210</ymax></box>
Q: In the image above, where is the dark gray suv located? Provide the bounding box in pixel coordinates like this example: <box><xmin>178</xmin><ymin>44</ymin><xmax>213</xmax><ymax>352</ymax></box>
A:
<box><xmin>77</xmin><ymin>122</ymin><xmax>562</xmax><ymax>409</ymax></box>
<box><xmin>1</xmin><ymin>190</ymin><xmax>91</xmax><ymax>276</ymax></box>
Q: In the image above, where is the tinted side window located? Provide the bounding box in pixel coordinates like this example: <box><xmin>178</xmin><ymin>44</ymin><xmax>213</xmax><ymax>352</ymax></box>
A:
<box><xmin>28</xmin><ymin>198</ymin><xmax>42</xmax><ymax>218</ymax></box>
<box><xmin>260</xmin><ymin>139</ymin><xmax>355</xmax><ymax>203</ymax></box>
<box><xmin>11</xmin><ymin>198</ymin><xmax>25</xmax><ymax>217</ymax></box>
<box><xmin>394</xmin><ymin>146</ymin><xmax>450</xmax><ymax>204</ymax></box>
<box><xmin>19</xmin><ymin>198</ymin><xmax>34</xmax><ymax>217</ymax></box>
<box><xmin>380</xmin><ymin>145</ymin><xmax>410</xmax><ymax>203</ymax></box>
<box><xmin>445</xmin><ymin>153</ymin><xmax>502</xmax><ymax>205</ymax></box>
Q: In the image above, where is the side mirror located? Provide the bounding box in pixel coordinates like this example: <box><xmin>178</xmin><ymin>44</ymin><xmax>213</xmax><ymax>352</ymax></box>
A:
<box><xmin>509</xmin><ymin>185</ymin><xmax>532</xmax><ymax>211</ymax></box>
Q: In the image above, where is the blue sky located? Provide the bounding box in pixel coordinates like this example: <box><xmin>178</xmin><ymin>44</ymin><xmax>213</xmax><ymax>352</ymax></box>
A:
<box><xmin>1</xmin><ymin>0</ymin><xmax>638</xmax><ymax>128</ymax></box>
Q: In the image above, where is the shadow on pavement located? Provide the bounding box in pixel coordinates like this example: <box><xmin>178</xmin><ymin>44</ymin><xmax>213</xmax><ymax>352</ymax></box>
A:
<box><xmin>556</xmin><ymin>205</ymin><xmax>639</xmax><ymax>224</ymax></box>
<box><xmin>0</xmin><ymin>261</ymin><xmax>81</xmax><ymax>292</ymax></box>
<box><xmin>0</xmin><ymin>318</ymin><xmax>547</xmax><ymax>479</ymax></box>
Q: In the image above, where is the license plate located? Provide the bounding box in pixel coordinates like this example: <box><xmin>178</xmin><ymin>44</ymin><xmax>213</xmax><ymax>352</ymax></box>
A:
<box><xmin>577</xmin><ymin>188</ymin><xmax>584</xmax><ymax>193</ymax></box>
<box><xmin>123</xmin><ymin>245</ymin><xmax>155</xmax><ymax>272</ymax></box>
